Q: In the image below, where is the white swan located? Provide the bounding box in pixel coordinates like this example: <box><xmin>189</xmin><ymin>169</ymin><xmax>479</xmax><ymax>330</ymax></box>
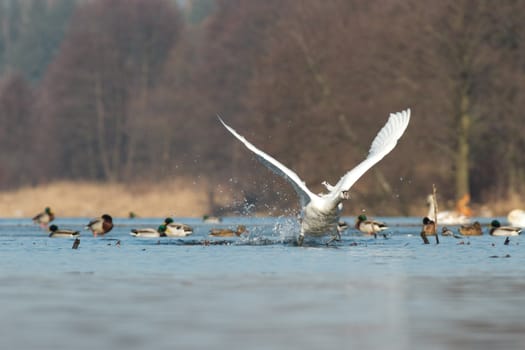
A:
<box><xmin>219</xmin><ymin>109</ymin><xmax>410</xmax><ymax>245</ymax></box>
<box><xmin>507</xmin><ymin>209</ymin><xmax>525</xmax><ymax>227</ymax></box>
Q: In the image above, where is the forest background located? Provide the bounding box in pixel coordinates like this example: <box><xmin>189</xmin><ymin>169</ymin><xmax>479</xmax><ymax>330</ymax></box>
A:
<box><xmin>0</xmin><ymin>0</ymin><xmax>524</xmax><ymax>218</ymax></box>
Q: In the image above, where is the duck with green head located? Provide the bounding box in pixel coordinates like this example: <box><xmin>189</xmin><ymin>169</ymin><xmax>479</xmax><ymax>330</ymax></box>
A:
<box><xmin>355</xmin><ymin>214</ymin><xmax>388</xmax><ymax>235</ymax></box>
<box><xmin>489</xmin><ymin>220</ymin><xmax>522</xmax><ymax>236</ymax></box>
<box><xmin>130</xmin><ymin>224</ymin><xmax>167</xmax><ymax>238</ymax></box>
<box><xmin>48</xmin><ymin>224</ymin><xmax>80</xmax><ymax>238</ymax></box>
<box><xmin>33</xmin><ymin>207</ymin><xmax>55</xmax><ymax>228</ymax></box>
<box><xmin>163</xmin><ymin>217</ymin><xmax>194</xmax><ymax>237</ymax></box>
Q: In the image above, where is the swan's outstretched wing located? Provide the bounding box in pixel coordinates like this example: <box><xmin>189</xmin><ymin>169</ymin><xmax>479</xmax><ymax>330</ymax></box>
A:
<box><xmin>218</xmin><ymin>116</ymin><xmax>317</xmax><ymax>207</ymax></box>
<box><xmin>330</xmin><ymin>109</ymin><xmax>410</xmax><ymax>198</ymax></box>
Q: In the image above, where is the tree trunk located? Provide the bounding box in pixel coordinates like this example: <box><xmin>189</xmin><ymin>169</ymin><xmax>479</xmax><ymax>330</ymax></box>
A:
<box><xmin>455</xmin><ymin>91</ymin><xmax>470</xmax><ymax>201</ymax></box>
<box><xmin>94</xmin><ymin>73</ymin><xmax>116</xmax><ymax>181</ymax></box>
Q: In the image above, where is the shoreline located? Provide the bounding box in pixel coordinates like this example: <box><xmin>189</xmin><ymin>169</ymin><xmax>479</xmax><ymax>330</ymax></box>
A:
<box><xmin>0</xmin><ymin>180</ymin><xmax>231</xmax><ymax>218</ymax></box>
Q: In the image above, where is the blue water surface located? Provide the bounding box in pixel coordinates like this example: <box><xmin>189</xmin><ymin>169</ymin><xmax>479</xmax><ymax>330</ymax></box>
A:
<box><xmin>0</xmin><ymin>216</ymin><xmax>523</xmax><ymax>350</ymax></box>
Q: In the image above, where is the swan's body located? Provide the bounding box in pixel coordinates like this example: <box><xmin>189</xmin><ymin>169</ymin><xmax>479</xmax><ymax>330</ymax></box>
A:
<box><xmin>219</xmin><ymin>109</ymin><xmax>410</xmax><ymax>245</ymax></box>
<box><xmin>507</xmin><ymin>209</ymin><xmax>525</xmax><ymax>227</ymax></box>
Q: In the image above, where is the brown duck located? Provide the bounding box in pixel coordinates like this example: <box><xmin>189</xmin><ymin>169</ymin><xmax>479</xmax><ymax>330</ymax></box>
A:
<box><xmin>458</xmin><ymin>221</ymin><xmax>483</xmax><ymax>236</ymax></box>
<box><xmin>209</xmin><ymin>225</ymin><xmax>247</xmax><ymax>237</ymax></box>
<box><xmin>86</xmin><ymin>214</ymin><xmax>114</xmax><ymax>237</ymax></box>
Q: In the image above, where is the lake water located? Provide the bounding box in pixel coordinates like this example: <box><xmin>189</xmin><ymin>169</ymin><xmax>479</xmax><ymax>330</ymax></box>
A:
<box><xmin>1</xmin><ymin>216</ymin><xmax>524</xmax><ymax>350</ymax></box>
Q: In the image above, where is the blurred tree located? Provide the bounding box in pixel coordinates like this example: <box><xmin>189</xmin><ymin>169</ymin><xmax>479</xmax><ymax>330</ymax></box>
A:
<box><xmin>0</xmin><ymin>0</ymin><xmax>77</xmax><ymax>81</ymax></box>
<box><xmin>0</xmin><ymin>72</ymin><xmax>35</xmax><ymax>187</ymax></box>
<box><xmin>40</xmin><ymin>0</ymin><xmax>182</xmax><ymax>181</ymax></box>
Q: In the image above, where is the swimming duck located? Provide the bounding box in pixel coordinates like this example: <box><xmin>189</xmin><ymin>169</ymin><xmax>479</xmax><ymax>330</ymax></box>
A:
<box><xmin>33</xmin><ymin>207</ymin><xmax>55</xmax><ymax>228</ymax></box>
<box><xmin>219</xmin><ymin>109</ymin><xmax>410</xmax><ymax>245</ymax></box>
<box><xmin>507</xmin><ymin>209</ymin><xmax>525</xmax><ymax>227</ymax></box>
<box><xmin>163</xmin><ymin>218</ymin><xmax>193</xmax><ymax>237</ymax></box>
<box><xmin>130</xmin><ymin>225</ymin><xmax>167</xmax><ymax>238</ymax></box>
<box><xmin>441</xmin><ymin>226</ymin><xmax>453</xmax><ymax>236</ymax></box>
<box><xmin>209</xmin><ymin>225</ymin><xmax>247</xmax><ymax>237</ymax></box>
<box><xmin>426</xmin><ymin>195</ymin><xmax>470</xmax><ymax>225</ymax></box>
<box><xmin>203</xmin><ymin>215</ymin><xmax>222</xmax><ymax>224</ymax></box>
<box><xmin>355</xmin><ymin>214</ymin><xmax>388</xmax><ymax>235</ymax></box>
<box><xmin>85</xmin><ymin>214</ymin><xmax>113</xmax><ymax>237</ymax></box>
<box><xmin>441</xmin><ymin>226</ymin><xmax>463</xmax><ymax>238</ymax></box>
<box><xmin>48</xmin><ymin>224</ymin><xmax>80</xmax><ymax>238</ymax></box>
<box><xmin>421</xmin><ymin>216</ymin><xmax>436</xmax><ymax>236</ymax></box>
<box><xmin>458</xmin><ymin>221</ymin><xmax>483</xmax><ymax>236</ymax></box>
<box><xmin>489</xmin><ymin>220</ymin><xmax>522</xmax><ymax>236</ymax></box>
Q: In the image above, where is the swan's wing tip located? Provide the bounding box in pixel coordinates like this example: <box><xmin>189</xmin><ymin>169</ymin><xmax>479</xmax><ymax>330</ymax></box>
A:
<box><xmin>389</xmin><ymin>108</ymin><xmax>411</xmax><ymax>123</ymax></box>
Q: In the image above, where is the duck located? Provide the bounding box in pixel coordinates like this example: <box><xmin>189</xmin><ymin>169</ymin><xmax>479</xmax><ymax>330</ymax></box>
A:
<box><xmin>355</xmin><ymin>214</ymin><xmax>388</xmax><ymax>235</ymax></box>
<box><xmin>48</xmin><ymin>224</ymin><xmax>80</xmax><ymax>238</ymax></box>
<box><xmin>203</xmin><ymin>215</ymin><xmax>222</xmax><ymax>224</ymax></box>
<box><xmin>458</xmin><ymin>221</ymin><xmax>483</xmax><ymax>236</ymax></box>
<box><xmin>441</xmin><ymin>226</ymin><xmax>454</xmax><ymax>236</ymax></box>
<box><xmin>441</xmin><ymin>226</ymin><xmax>463</xmax><ymax>238</ymax></box>
<box><xmin>130</xmin><ymin>225</ymin><xmax>167</xmax><ymax>238</ymax></box>
<box><xmin>489</xmin><ymin>220</ymin><xmax>522</xmax><ymax>236</ymax></box>
<box><xmin>421</xmin><ymin>216</ymin><xmax>436</xmax><ymax>236</ymax></box>
<box><xmin>507</xmin><ymin>209</ymin><xmax>525</xmax><ymax>227</ymax></box>
<box><xmin>426</xmin><ymin>194</ymin><xmax>470</xmax><ymax>225</ymax></box>
<box><xmin>163</xmin><ymin>218</ymin><xmax>193</xmax><ymax>237</ymax></box>
<box><xmin>209</xmin><ymin>225</ymin><xmax>247</xmax><ymax>237</ymax></box>
<box><xmin>219</xmin><ymin>109</ymin><xmax>410</xmax><ymax>245</ymax></box>
<box><xmin>85</xmin><ymin>214</ymin><xmax>113</xmax><ymax>237</ymax></box>
<box><xmin>33</xmin><ymin>207</ymin><xmax>55</xmax><ymax>228</ymax></box>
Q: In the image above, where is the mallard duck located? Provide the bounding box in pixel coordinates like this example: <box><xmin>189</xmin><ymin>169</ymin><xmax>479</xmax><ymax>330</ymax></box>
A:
<box><xmin>219</xmin><ymin>109</ymin><xmax>410</xmax><ymax>246</ymax></box>
<box><xmin>33</xmin><ymin>207</ymin><xmax>55</xmax><ymax>227</ymax></box>
<box><xmin>489</xmin><ymin>220</ymin><xmax>522</xmax><ymax>236</ymax></box>
<box><xmin>426</xmin><ymin>195</ymin><xmax>470</xmax><ymax>225</ymax></box>
<box><xmin>85</xmin><ymin>214</ymin><xmax>113</xmax><ymax>237</ymax></box>
<box><xmin>441</xmin><ymin>226</ymin><xmax>453</xmax><ymax>236</ymax></box>
<box><xmin>130</xmin><ymin>225</ymin><xmax>167</xmax><ymax>238</ymax></box>
<box><xmin>203</xmin><ymin>215</ymin><xmax>222</xmax><ymax>224</ymax></box>
<box><xmin>48</xmin><ymin>224</ymin><xmax>80</xmax><ymax>238</ymax></box>
<box><xmin>355</xmin><ymin>214</ymin><xmax>388</xmax><ymax>235</ymax></box>
<box><xmin>507</xmin><ymin>209</ymin><xmax>525</xmax><ymax>227</ymax></box>
<box><xmin>458</xmin><ymin>221</ymin><xmax>483</xmax><ymax>236</ymax></box>
<box><xmin>421</xmin><ymin>216</ymin><xmax>436</xmax><ymax>236</ymax></box>
<box><xmin>209</xmin><ymin>225</ymin><xmax>247</xmax><ymax>237</ymax></box>
<box><xmin>441</xmin><ymin>226</ymin><xmax>463</xmax><ymax>239</ymax></box>
<box><xmin>163</xmin><ymin>218</ymin><xmax>193</xmax><ymax>237</ymax></box>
